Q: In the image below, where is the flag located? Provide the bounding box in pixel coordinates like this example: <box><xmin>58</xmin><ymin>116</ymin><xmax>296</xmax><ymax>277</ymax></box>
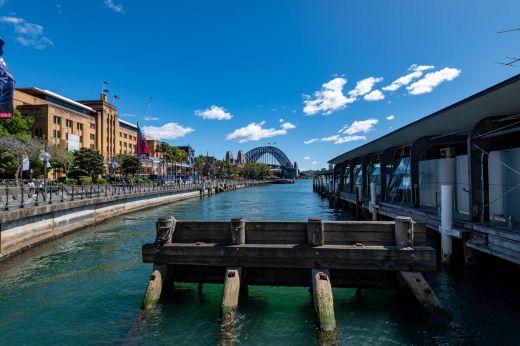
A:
<box><xmin>137</xmin><ymin>123</ymin><xmax>150</xmax><ymax>159</ymax></box>
<box><xmin>0</xmin><ymin>58</ymin><xmax>14</xmax><ymax>119</ymax></box>
<box><xmin>102</xmin><ymin>88</ymin><xmax>110</xmax><ymax>93</ymax></box>
<box><xmin>22</xmin><ymin>155</ymin><xmax>30</xmax><ymax>171</ymax></box>
<box><xmin>114</xmin><ymin>95</ymin><xmax>120</xmax><ymax>100</ymax></box>
<box><xmin>188</xmin><ymin>146</ymin><xmax>195</xmax><ymax>166</ymax></box>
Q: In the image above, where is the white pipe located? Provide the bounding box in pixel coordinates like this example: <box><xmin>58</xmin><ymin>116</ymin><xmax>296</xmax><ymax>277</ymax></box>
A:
<box><xmin>369</xmin><ymin>182</ymin><xmax>376</xmax><ymax>212</ymax></box>
<box><xmin>440</xmin><ymin>184</ymin><xmax>453</xmax><ymax>265</ymax></box>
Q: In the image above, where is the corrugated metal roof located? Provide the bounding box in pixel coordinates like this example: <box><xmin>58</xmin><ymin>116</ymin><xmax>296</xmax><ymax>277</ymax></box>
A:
<box><xmin>329</xmin><ymin>74</ymin><xmax>520</xmax><ymax>164</ymax></box>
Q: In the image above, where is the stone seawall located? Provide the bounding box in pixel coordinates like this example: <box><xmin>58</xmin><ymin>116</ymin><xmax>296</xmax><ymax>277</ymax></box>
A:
<box><xmin>0</xmin><ymin>189</ymin><xmax>201</xmax><ymax>260</ymax></box>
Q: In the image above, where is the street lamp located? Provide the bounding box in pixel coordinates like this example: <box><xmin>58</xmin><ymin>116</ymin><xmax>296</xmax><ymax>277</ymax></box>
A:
<box><xmin>39</xmin><ymin>149</ymin><xmax>51</xmax><ymax>201</ymax></box>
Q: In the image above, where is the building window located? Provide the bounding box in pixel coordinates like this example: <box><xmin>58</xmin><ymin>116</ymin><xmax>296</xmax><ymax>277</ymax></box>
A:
<box><xmin>90</xmin><ymin>144</ymin><xmax>95</xmax><ymax>149</ymax></box>
<box><xmin>53</xmin><ymin>116</ymin><xmax>61</xmax><ymax>125</ymax></box>
<box><xmin>77</xmin><ymin>123</ymin><xmax>83</xmax><ymax>131</ymax></box>
<box><xmin>80</xmin><ymin>136</ymin><xmax>83</xmax><ymax>143</ymax></box>
<box><xmin>66</xmin><ymin>119</ymin><xmax>73</xmax><ymax>128</ymax></box>
<box><xmin>53</xmin><ymin>130</ymin><xmax>61</xmax><ymax>138</ymax></box>
<box><xmin>90</xmin><ymin>134</ymin><xmax>95</xmax><ymax>140</ymax></box>
<box><xmin>90</xmin><ymin>123</ymin><xmax>95</xmax><ymax>129</ymax></box>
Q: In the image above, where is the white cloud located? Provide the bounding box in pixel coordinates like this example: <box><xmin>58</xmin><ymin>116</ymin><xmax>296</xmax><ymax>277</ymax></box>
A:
<box><xmin>279</xmin><ymin>118</ymin><xmax>284</xmax><ymax>123</ymax></box>
<box><xmin>382</xmin><ymin>64</ymin><xmax>434</xmax><ymax>92</ymax></box>
<box><xmin>319</xmin><ymin>134</ymin><xmax>366</xmax><ymax>144</ymax></box>
<box><xmin>195</xmin><ymin>105</ymin><xmax>232</xmax><ymax>120</ymax></box>
<box><xmin>333</xmin><ymin>135</ymin><xmax>366</xmax><ymax>144</ymax></box>
<box><xmin>120</xmin><ymin>113</ymin><xmax>136</xmax><ymax>118</ymax></box>
<box><xmin>0</xmin><ymin>16</ymin><xmax>53</xmax><ymax>49</ymax></box>
<box><xmin>312</xmin><ymin>161</ymin><xmax>318</xmax><ymax>165</ymax></box>
<box><xmin>407</xmin><ymin>67</ymin><xmax>461</xmax><ymax>95</ymax></box>
<box><xmin>304</xmin><ymin>156</ymin><xmax>311</xmax><ymax>160</ymax></box>
<box><xmin>303</xmin><ymin>77</ymin><xmax>356</xmax><ymax>116</ymax></box>
<box><xmin>281</xmin><ymin>122</ymin><xmax>296</xmax><ymax>130</ymax></box>
<box><xmin>226</xmin><ymin>121</ymin><xmax>294</xmax><ymax>143</ymax></box>
<box><xmin>104</xmin><ymin>0</ymin><xmax>124</xmax><ymax>13</ymax></box>
<box><xmin>304</xmin><ymin>138</ymin><xmax>319</xmax><ymax>144</ymax></box>
<box><xmin>144</xmin><ymin>116</ymin><xmax>159</xmax><ymax>121</ymax></box>
<box><xmin>348</xmin><ymin>77</ymin><xmax>383</xmax><ymax>97</ymax></box>
<box><xmin>386</xmin><ymin>115</ymin><xmax>395</xmax><ymax>120</ymax></box>
<box><xmin>339</xmin><ymin>118</ymin><xmax>378</xmax><ymax>135</ymax></box>
<box><xmin>363</xmin><ymin>89</ymin><xmax>385</xmax><ymax>101</ymax></box>
<box><xmin>143</xmin><ymin>122</ymin><xmax>194</xmax><ymax>140</ymax></box>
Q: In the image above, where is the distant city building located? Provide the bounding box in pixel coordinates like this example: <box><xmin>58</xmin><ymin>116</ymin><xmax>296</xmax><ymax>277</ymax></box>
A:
<box><xmin>294</xmin><ymin>161</ymin><xmax>299</xmax><ymax>178</ymax></box>
<box><xmin>225</xmin><ymin>150</ymin><xmax>234</xmax><ymax>163</ymax></box>
<box><xmin>328</xmin><ymin>164</ymin><xmax>334</xmax><ymax>170</ymax></box>
<box><xmin>237</xmin><ymin>150</ymin><xmax>246</xmax><ymax>165</ymax></box>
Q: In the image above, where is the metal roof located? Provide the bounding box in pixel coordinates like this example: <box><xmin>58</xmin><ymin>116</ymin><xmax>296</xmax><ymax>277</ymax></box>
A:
<box><xmin>19</xmin><ymin>87</ymin><xmax>95</xmax><ymax>112</ymax></box>
<box><xmin>119</xmin><ymin>118</ymin><xmax>138</xmax><ymax>129</ymax></box>
<box><xmin>329</xmin><ymin>73</ymin><xmax>520</xmax><ymax>164</ymax></box>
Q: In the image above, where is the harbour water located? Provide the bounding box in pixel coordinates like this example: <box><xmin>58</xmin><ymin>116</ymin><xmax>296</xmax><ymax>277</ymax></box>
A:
<box><xmin>1</xmin><ymin>180</ymin><xmax>520</xmax><ymax>345</ymax></box>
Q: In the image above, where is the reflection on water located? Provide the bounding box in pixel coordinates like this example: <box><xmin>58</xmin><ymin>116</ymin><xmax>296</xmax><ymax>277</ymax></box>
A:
<box><xmin>0</xmin><ymin>180</ymin><xmax>520</xmax><ymax>345</ymax></box>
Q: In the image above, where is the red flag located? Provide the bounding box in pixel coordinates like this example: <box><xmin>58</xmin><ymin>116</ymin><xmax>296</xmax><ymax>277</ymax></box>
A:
<box><xmin>137</xmin><ymin>123</ymin><xmax>149</xmax><ymax>159</ymax></box>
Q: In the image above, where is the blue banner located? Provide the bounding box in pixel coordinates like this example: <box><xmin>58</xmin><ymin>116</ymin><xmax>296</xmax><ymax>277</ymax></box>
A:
<box><xmin>0</xmin><ymin>59</ymin><xmax>14</xmax><ymax>119</ymax></box>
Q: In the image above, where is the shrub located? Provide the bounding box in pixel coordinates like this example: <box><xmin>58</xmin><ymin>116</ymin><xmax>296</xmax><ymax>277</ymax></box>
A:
<box><xmin>57</xmin><ymin>176</ymin><xmax>67</xmax><ymax>183</ymax></box>
<box><xmin>68</xmin><ymin>169</ymin><xmax>89</xmax><ymax>180</ymax></box>
<box><xmin>97</xmin><ymin>178</ymin><xmax>107</xmax><ymax>185</ymax></box>
<box><xmin>78</xmin><ymin>176</ymin><xmax>92</xmax><ymax>185</ymax></box>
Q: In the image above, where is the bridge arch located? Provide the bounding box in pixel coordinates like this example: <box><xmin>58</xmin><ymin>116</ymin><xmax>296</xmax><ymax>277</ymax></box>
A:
<box><xmin>244</xmin><ymin>146</ymin><xmax>295</xmax><ymax>178</ymax></box>
<box><xmin>245</xmin><ymin>146</ymin><xmax>293</xmax><ymax>167</ymax></box>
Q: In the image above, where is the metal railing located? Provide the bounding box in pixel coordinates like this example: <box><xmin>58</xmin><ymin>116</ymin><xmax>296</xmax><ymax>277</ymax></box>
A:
<box><xmin>0</xmin><ymin>179</ymin><xmax>263</xmax><ymax>212</ymax></box>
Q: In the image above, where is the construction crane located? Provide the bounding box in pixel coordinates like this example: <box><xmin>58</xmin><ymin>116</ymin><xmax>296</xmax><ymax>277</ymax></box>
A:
<box><xmin>144</xmin><ymin>96</ymin><xmax>153</xmax><ymax>120</ymax></box>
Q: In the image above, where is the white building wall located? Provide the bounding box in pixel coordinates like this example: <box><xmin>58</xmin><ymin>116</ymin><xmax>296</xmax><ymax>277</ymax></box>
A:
<box><xmin>456</xmin><ymin>155</ymin><xmax>469</xmax><ymax>215</ymax></box>
<box><xmin>502</xmin><ymin>148</ymin><xmax>520</xmax><ymax>221</ymax></box>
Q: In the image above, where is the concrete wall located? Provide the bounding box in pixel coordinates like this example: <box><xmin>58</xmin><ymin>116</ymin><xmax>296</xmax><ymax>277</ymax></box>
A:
<box><xmin>0</xmin><ymin>189</ymin><xmax>200</xmax><ymax>260</ymax></box>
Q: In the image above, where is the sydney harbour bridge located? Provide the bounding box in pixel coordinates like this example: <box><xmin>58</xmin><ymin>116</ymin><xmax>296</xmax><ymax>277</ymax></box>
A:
<box><xmin>244</xmin><ymin>146</ymin><xmax>297</xmax><ymax>179</ymax></box>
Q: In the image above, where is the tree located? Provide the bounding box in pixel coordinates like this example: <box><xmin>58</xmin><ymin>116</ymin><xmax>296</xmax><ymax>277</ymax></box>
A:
<box><xmin>240</xmin><ymin>163</ymin><xmax>272</xmax><ymax>179</ymax></box>
<box><xmin>0</xmin><ymin>136</ymin><xmax>43</xmax><ymax>180</ymax></box>
<box><xmin>74</xmin><ymin>148</ymin><xmax>105</xmax><ymax>179</ymax></box>
<box><xmin>0</xmin><ymin>109</ymin><xmax>39</xmax><ymax>179</ymax></box>
<box><xmin>0</xmin><ymin>109</ymin><xmax>34</xmax><ymax>142</ymax></box>
<box><xmin>117</xmin><ymin>154</ymin><xmax>141</xmax><ymax>176</ymax></box>
<box><xmin>49</xmin><ymin>144</ymin><xmax>75</xmax><ymax>176</ymax></box>
<box><xmin>156</xmin><ymin>142</ymin><xmax>170</xmax><ymax>177</ymax></box>
<box><xmin>194</xmin><ymin>155</ymin><xmax>207</xmax><ymax>177</ymax></box>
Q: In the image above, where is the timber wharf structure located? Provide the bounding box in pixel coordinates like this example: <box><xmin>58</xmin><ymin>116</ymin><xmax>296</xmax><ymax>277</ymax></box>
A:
<box><xmin>141</xmin><ymin>216</ymin><xmax>448</xmax><ymax>343</ymax></box>
<box><xmin>314</xmin><ymin>74</ymin><xmax>520</xmax><ymax>266</ymax></box>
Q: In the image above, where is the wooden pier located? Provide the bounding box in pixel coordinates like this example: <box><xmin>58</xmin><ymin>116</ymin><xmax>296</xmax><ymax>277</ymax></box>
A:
<box><xmin>141</xmin><ymin>216</ymin><xmax>446</xmax><ymax>343</ymax></box>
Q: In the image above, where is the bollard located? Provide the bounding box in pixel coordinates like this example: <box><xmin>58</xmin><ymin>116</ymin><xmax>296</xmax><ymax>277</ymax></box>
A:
<box><xmin>230</xmin><ymin>217</ymin><xmax>245</xmax><ymax>245</ymax></box>
<box><xmin>307</xmin><ymin>217</ymin><xmax>324</xmax><ymax>247</ymax></box>
<box><xmin>395</xmin><ymin>216</ymin><xmax>413</xmax><ymax>247</ymax></box>
<box><xmin>155</xmin><ymin>217</ymin><xmax>176</xmax><ymax>245</ymax></box>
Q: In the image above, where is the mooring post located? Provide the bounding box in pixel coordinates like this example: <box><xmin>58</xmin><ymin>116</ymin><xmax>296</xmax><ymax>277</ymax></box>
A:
<box><xmin>395</xmin><ymin>216</ymin><xmax>413</xmax><ymax>247</ymax></box>
<box><xmin>230</xmin><ymin>217</ymin><xmax>245</xmax><ymax>245</ymax></box>
<box><xmin>141</xmin><ymin>217</ymin><xmax>177</xmax><ymax>311</ymax></box>
<box><xmin>307</xmin><ymin>217</ymin><xmax>324</xmax><ymax>247</ymax></box>
<box><xmin>141</xmin><ymin>264</ymin><xmax>168</xmax><ymax>310</ymax></box>
<box><xmin>221</xmin><ymin>267</ymin><xmax>242</xmax><ymax>320</ymax></box>
<box><xmin>311</xmin><ymin>269</ymin><xmax>337</xmax><ymax>342</ymax></box>
<box><xmin>398</xmin><ymin>271</ymin><xmax>450</xmax><ymax>324</ymax></box>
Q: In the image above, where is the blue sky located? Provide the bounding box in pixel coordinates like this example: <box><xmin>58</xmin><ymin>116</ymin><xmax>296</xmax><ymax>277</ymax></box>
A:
<box><xmin>1</xmin><ymin>0</ymin><xmax>519</xmax><ymax>169</ymax></box>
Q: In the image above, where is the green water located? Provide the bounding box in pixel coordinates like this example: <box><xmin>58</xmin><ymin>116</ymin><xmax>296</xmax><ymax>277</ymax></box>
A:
<box><xmin>1</xmin><ymin>180</ymin><xmax>520</xmax><ymax>345</ymax></box>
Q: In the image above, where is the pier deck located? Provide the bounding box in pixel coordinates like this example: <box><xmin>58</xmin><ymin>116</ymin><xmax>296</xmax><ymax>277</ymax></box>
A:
<box><xmin>141</xmin><ymin>217</ymin><xmax>444</xmax><ymax>342</ymax></box>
